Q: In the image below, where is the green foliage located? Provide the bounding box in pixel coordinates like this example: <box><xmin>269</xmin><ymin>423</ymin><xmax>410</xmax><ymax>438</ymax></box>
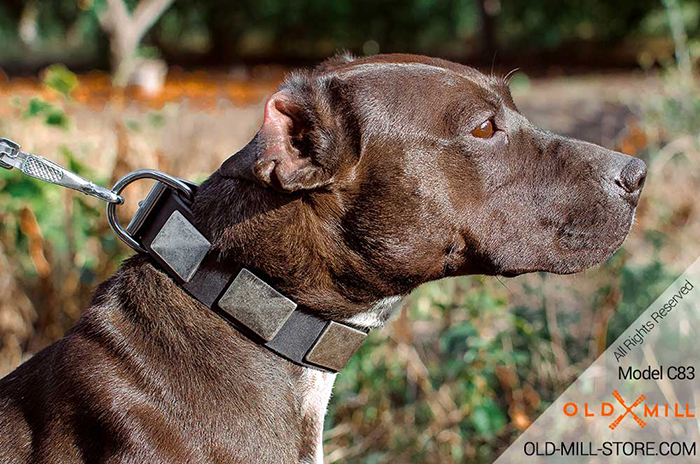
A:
<box><xmin>471</xmin><ymin>398</ymin><xmax>506</xmax><ymax>437</ymax></box>
<box><xmin>642</xmin><ymin>74</ymin><xmax>700</xmax><ymax>142</ymax></box>
<box><xmin>21</xmin><ymin>66</ymin><xmax>78</xmax><ymax>130</ymax></box>
<box><xmin>327</xmin><ymin>276</ymin><xmax>549</xmax><ymax>463</ymax></box>
<box><xmin>606</xmin><ymin>257</ymin><xmax>675</xmax><ymax>345</ymax></box>
<box><xmin>1</xmin><ymin>65</ymin><xmax>126</xmax><ymax>281</ymax></box>
<box><xmin>1</xmin><ymin>0</ymin><xmax>698</xmax><ymax>67</ymax></box>
<box><xmin>43</xmin><ymin>64</ymin><xmax>79</xmax><ymax>98</ymax></box>
<box><xmin>23</xmin><ymin>98</ymin><xmax>53</xmax><ymax>118</ymax></box>
<box><xmin>44</xmin><ymin>109</ymin><xmax>69</xmax><ymax>128</ymax></box>
<box><xmin>23</xmin><ymin>97</ymin><xmax>69</xmax><ymax>130</ymax></box>
<box><xmin>641</xmin><ymin>0</ymin><xmax>700</xmax><ymax>37</ymax></box>
<box><xmin>147</xmin><ymin>112</ymin><xmax>166</xmax><ymax>129</ymax></box>
<box><xmin>137</xmin><ymin>45</ymin><xmax>162</xmax><ymax>60</ymax></box>
<box><xmin>0</xmin><ymin>151</ymin><xmax>114</xmax><ymax>274</ymax></box>
<box><xmin>498</xmin><ymin>0</ymin><xmax>659</xmax><ymax>48</ymax></box>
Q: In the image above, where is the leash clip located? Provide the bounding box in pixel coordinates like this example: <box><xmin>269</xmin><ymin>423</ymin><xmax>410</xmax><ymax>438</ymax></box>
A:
<box><xmin>0</xmin><ymin>138</ymin><xmax>21</xmax><ymax>169</ymax></box>
<box><xmin>0</xmin><ymin>137</ymin><xmax>123</xmax><ymax>204</ymax></box>
<box><xmin>1</xmin><ymin>137</ymin><xmax>198</xmax><ymax>254</ymax></box>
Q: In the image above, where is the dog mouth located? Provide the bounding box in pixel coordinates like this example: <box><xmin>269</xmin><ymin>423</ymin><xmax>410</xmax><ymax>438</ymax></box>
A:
<box><xmin>551</xmin><ymin>209</ymin><xmax>636</xmax><ymax>274</ymax></box>
<box><xmin>499</xmin><ymin>208</ymin><xmax>637</xmax><ymax>278</ymax></box>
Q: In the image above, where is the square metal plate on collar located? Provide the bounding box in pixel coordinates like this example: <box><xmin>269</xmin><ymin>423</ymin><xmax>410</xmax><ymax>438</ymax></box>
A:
<box><xmin>304</xmin><ymin>321</ymin><xmax>368</xmax><ymax>372</ymax></box>
<box><xmin>218</xmin><ymin>268</ymin><xmax>298</xmax><ymax>341</ymax></box>
<box><xmin>150</xmin><ymin>210</ymin><xmax>211</xmax><ymax>282</ymax></box>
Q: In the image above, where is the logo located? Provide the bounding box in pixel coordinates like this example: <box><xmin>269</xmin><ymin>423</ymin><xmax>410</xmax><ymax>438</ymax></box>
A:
<box><xmin>563</xmin><ymin>390</ymin><xmax>694</xmax><ymax>430</ymax></box>
<box><xmin>609</xmin><ymin>390</ymin><xmax>646</xmax><ymax>430</ymax></box>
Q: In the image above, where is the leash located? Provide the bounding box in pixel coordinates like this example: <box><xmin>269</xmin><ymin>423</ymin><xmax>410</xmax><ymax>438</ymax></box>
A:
<box><xmin>0</xmin><ymin>137</ymin><xmax>368</xmax><ymax>373</ymax></box>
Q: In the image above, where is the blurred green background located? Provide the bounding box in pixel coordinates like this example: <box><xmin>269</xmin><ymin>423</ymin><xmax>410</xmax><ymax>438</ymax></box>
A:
<box><xmin>1</xmin><ymin>1</ymin><xmax>699</xmax><ymax>463</ymax></box>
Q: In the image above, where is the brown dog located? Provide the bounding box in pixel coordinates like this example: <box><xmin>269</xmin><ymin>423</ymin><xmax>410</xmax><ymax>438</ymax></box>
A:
<box><xmin>0</xmin><ymin>54</ymin><xmax>645</xmax><ymax>463</ymax></box>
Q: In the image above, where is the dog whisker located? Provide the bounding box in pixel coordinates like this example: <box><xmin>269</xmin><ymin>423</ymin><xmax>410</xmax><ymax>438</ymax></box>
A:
<box><xmin>504</xmin><ymin>67</ymin><xmax>522</xmax><ymax>85</ymax></box>
<box><xmin>495</xmin><ymin>276</ymin><xmax>514</xmax><ymax>295</ymax></box>
<box><xmin>490</xmin><ymin>50</ymin><xmax>498</xmax><ymax>77</ymax></box>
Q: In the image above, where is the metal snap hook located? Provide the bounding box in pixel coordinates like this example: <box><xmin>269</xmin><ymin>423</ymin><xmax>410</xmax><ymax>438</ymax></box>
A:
<box><xmin>0</xmin><ymin>137</ymin><xmax>124</xmax><ymax>204</ymax></box>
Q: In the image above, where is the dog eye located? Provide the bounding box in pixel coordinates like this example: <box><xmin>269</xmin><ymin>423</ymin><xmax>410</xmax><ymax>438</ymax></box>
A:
<box><xmin>471</xmin><ymin>119</ymin><xmax>495</xmax><ymax>139</ymax></box>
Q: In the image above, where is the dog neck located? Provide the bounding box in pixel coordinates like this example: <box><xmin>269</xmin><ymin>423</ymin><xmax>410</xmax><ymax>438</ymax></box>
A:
<box><xmin>179</xmin><ymin>172</ymin><xmax>409</xmax><ymax>459</ymax></box>
<box><xmin>88</xmin><ymin>254</ymin><xmax>336</xmax><ymax>462</ymax></box>
<box><xmin>191</xmin><ymin>172</ymin><xmax>408</xmax><ymax>327</ymax></box>
<box><xmin>86</xmin><ymin>173</ymin><xmax>407</xmax><ymax>461</ymax></box>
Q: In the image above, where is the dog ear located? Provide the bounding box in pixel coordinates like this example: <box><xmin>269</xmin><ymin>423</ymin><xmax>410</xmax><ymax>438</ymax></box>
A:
<box><xmin>220</xmin><ymin>90</ymin><xmax>332</xmax><ymax>192</ymax></box>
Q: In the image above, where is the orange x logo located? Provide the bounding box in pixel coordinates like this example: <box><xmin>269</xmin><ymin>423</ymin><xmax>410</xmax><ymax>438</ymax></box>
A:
<box><xmin>609</xmin><ymin>389</ymin><xmax>646</xmax><ymax>430</ymax></box>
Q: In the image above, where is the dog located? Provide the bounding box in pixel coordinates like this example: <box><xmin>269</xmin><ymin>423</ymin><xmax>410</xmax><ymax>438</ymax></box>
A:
<box><xmin>0</xmin><ymin>54</ymin><xmax>645</xmax><ymax>463</ymax></box>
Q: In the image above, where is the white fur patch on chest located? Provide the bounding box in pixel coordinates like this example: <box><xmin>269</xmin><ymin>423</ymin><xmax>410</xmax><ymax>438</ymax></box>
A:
<box><xmin>298</xmin><ymin>296</ymin><xmax>404</xmax><ymax>462</ymax></box>
<box><xmin>345</xmin><ymin>295</ymin><xmax>404</xmax><ymax>329</ymax></box>
<box><xmin>300</xmin><ymin>368</ymin><xmax>336</xmax><ymax>464</ymax></box>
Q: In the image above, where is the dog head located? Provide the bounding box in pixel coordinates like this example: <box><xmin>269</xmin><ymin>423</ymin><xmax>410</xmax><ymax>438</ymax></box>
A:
<box><xmin>196</xmin><ymin>54</ymin><xmax>645</xmax><ymax>317</ymax></box>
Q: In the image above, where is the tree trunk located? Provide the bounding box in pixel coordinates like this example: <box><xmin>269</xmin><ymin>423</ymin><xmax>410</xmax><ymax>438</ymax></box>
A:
<box><xmin>98</xmin><ymin>0</ymin><xmax>174</xmax><ymax>87</ymax></box>
<box><xmin>476</xmin><ymin>0</ymin><xmax>498</xmax><ymax>63</ymax></box>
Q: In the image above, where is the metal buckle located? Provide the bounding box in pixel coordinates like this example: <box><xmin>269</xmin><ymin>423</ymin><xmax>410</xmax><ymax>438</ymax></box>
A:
<box><xmin>107</xmin><ymin>169</ymin><xmax>194</xmax><ymax>253</ymax></box>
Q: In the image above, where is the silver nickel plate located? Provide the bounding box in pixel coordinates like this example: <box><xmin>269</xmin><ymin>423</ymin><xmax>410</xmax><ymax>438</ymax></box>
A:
<box><xmin>218</xmin><ymin>268</ymin><xmax>297</xmax><ymax>341</ymax></box>
<box><xmin>150</xmin><ymin>210</ymin><xmax>211</xmax><ymax>282</ymax></box>
<box><xmin>305</xmin><ymin>321</ymin><xmax>367</xmax><ymax>371</ymax></box>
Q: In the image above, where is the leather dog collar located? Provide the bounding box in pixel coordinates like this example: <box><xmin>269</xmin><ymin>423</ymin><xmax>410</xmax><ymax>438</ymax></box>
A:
<box><xmin>0</xmin><ymin>138</ymin><xmax>367</xmax><ymax>373</ymax></box>
<box><xmin>112</xmin><ymin>175</ymin><xmax>368</xmax><ymax>374</ymax></box>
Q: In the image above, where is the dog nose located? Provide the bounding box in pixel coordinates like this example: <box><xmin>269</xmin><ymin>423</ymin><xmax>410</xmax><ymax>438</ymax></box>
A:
<box><xmin>615</xmin><ymin>157</ymin><xmax>647</xmax><ymax>194</ymax></box>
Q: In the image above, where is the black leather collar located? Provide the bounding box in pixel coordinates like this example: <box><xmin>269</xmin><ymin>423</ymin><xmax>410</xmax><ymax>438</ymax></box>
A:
<box><xmin>124</xmin><ymin>180</ymin><xmax>369</xmax><ymax>373</ymax></box>
<box><xmin>0</xmin><ymin>137</ymin><xmax>367</xmax><ymax>373</ymax></box>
